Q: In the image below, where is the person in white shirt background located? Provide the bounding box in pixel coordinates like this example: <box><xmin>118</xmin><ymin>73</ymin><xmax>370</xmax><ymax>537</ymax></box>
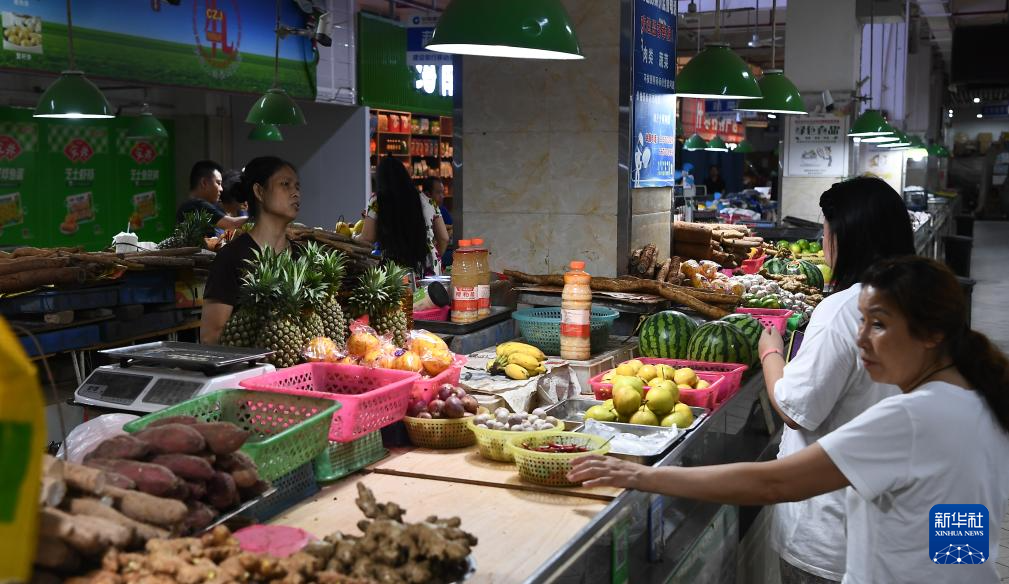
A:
<box><xmin>757</xmin><ymin>176</ymin><xmax>916</xmax><ymax>583</ymax></box>
<box><xmin>569</xmin><ymin>255</ymin><xmax>1009</xmax><ymax>584</ymax></box>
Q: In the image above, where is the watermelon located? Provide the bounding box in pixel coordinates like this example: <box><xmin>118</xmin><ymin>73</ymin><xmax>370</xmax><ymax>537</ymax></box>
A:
<box><xmin>687</xmin><ymin>321</ymin><xmax>753</xmax><ymax>366</ymax></box>
<box><xmin>786</xmin><ymin>259</ymin><xmax>825</xmax><ymax>292</ymax></box>
<box><xmin>639</xmin><ymin>310</ymin><xmax>697</xmax><ymax>358</ymax></box>
<box><xmin>764</xmin><ymin>257</ymin><xmax>788</xmax><ymax>275</ymax></box>
<box><xmin>720</xmin><ymin>313</ymin><xmax>763</xmax><ymax>364</ymax></box>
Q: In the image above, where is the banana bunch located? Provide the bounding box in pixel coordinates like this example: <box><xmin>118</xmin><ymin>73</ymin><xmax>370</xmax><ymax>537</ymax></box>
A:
<box><xmin>487</xmin><ymin>342</ymin><xmax>547</xmax><ymax>380</ymax></box>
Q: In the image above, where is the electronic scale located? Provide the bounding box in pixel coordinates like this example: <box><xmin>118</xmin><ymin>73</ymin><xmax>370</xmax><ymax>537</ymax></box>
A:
<box><xmin>73</xmin><ymin>342</ymin><xmax>275</xmax><ymax>414</ymax></box>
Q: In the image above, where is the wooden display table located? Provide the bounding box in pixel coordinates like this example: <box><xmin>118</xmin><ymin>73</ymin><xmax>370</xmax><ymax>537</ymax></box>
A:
<box><xmin>272</xmin><ymin>473</ymin><xmax>607</xmax><ymax>584</ymax></box>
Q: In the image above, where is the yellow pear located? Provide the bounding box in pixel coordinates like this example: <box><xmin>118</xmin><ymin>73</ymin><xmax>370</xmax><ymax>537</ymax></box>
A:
<box><xmin>651</xmin><ymin>380</ymin><xmax>679</xmax><ymax>403</ymax></box>
<box><xmin>613</xmin><ymin>375</ymin><xmax>645</xmax><ymax>396</ymax></box>
<box><xmin>629</xmin><ymin>407</ymin><xmax>659</xmax><ymax>426</ymax></box>
<box><xmin>645</xmin><ymin>386</ymin><xmax>676</xmax><ymax>417</ymax></box>
<box><xmin>625</xmin><ymin>359</ymin><xmax>644</xmax><ymax>374</ymax></box>
<box><xmin>695</xmin><ymin>379</ymin><xmax>710</xmax><ymax>390</ymax></box>
<box><xmin>613</xmin><ymin>386</ymin><xmax>642</xmax><ymax>417</ymax></box>
<box><xmin>615</xmin><ymin>364</ymin><xmax>636</xmax><ymax>377</ymax></box>
<box><xmin>637</xmin><ymin>364</ymin><xmax>657</xmax><ymax>382</ymax></box>
<box><xmin>677</xmin><ymin>383</ymin><xmax>693</xmax><ymax>391</ymax></box>
<box><xmin>585</xmin><ymin>404</ymin><xmax>618</xmax><ymax>422</ymax></box>
<box><xmin>658</xmin><ymin>365</ymin><xmax>677</xmax><ymax>380</ymax></box>
<box><xmin>673</xmin><ymin>367</ymin><xmax>698</xmax><ymax>387</ymax></box>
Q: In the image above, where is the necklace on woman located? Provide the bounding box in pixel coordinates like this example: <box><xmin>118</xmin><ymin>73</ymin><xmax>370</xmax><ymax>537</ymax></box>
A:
<box><xmin>908</xmin><ymin>362</ymin><xmax>956</xmax><ymax>391</ymax></box>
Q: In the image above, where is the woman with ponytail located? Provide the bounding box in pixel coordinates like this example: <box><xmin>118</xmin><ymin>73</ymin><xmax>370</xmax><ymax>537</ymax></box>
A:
<box><xmin>569</xmin><ymin>256</ymin><xmax>1009</xmax><ymax>583</ymax></box>
<box><xmin>201</xmin><ymin>157</ymin><xmax>301</xmax><ymax>344</ymax></box>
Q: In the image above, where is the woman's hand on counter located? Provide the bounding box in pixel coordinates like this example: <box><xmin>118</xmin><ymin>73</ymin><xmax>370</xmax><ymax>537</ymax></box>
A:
<box><xmin>567</xmin><ymin>455</ymin><xmax>649</xmax><ymax>489</ymax></box>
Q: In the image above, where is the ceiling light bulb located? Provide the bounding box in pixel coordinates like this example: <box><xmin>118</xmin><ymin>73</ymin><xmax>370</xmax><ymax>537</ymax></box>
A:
<box><xmin>948</xmin><ymin>112</ymin><xmax>953</xmax><ymax>118</ymax></box>
<box><xmin>767</xmin><ymin>113</ymin><xmax>777</xmax><ymax>119</ymax></box>
<box><xmin>977</xmin><ymin>113</ymin><xmax>983</xmax><ymax>118</ymax></box>
<box><xmin>973</xmin><ymin>97</ymin><xmax>981</xmax><ymax>104</ymax></box>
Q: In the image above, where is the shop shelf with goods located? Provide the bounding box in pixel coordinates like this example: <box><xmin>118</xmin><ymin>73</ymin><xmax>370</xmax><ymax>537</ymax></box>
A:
<box><xmin>369</xmin><ymin>109</ymin><xmax>456</xmax><ymax>213</ymax></box>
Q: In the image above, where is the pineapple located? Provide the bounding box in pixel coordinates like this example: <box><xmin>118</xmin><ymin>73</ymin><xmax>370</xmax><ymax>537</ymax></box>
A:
<box><xmin>302</xmin><ymin>242</ymin><xmax>349</xmax><ymax>348</ymax></box>
<box><xmin>259</xmin><ymin>254</ymin><xmax>312</xmax><ymax>368</ymax></box>
<box><xmin>159</xmin><ymin>209</ymin><xmax>214</xmax><ymax>249</ymax></box>
<box><xmin>218</xmin><ymin>248</ymin><xmax>283</xmax><ymax>348</ymax></box>
<box><xmin>300</xmin><ymin>265</ymin><xmax>327</xmax><ymax>341</ymax></box>
<box><xmin>350</xmin><ymin>264</ymin><xmax>409</xmax><ymax>347</ymax></box>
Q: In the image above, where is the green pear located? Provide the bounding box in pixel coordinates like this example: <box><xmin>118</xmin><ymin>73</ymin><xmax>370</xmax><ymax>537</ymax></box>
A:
<box><xmin>613</xmin><ymin>386</ymin><xmax>642</xmax><ymax>417</ymax></box>
<box><xmin>613</xmin><ymin>375</ymin><xmax>645</xmax><ymax>396</ymax></box>
<box><xmin>585</xmin><ymin>404</ymin><xmax>618</xmax><ymax>422</ymax></box>
<box><xmin>645</xmin><ymin>386</ymin><xmax>676</xmax><ymax>417</ymax></box>
<box><xmin>660</xmin><ymin>414</ymin><xmax>675</xmax><ymax>427</ymax></box>
<box><xmin>629</xmin><ymin>407</ymin><xmax>659</xmax><ymax>426</ymax></box>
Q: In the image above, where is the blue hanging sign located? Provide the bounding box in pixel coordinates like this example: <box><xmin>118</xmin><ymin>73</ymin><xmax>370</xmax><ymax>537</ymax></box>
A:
<box><xmin>980</xmin><ymin>103</ymin><xmax>1008</xmax><ymax>117</ymax></box>
<box><xmin>404</xmin><ymin>12</ymin><xmax>454</xmax><ymax>66</ymax></box>
<box><xmin>631</xmin><ymin>0</ymin><xmax>677</xmax><ymax>189</ymax></box>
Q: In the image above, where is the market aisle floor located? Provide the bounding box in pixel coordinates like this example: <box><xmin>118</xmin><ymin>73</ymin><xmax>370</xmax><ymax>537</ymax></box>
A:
<box><xmin>969</xmin><ymin>221</ymin><xmax>1009</xmax><ymax>582</ymax></box>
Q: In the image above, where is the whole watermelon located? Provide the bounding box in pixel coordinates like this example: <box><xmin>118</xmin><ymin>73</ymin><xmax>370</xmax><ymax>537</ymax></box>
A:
<box><xmin>764</xmin><ymin>257</ymin><xmax>788</xmax><ymax>275</ymax></box>
<box><xmin>720</xmin><ymin>313</ymin><xmax>763</xmax><ymax>365</ymax></box>
<box><xmin>639</xmin><ymin>310</ymin><xmax>697</xmax><ymax>358</ymax></box>
<box><xmin>786</xmin><ymin>259</ymin><xmax>825</xmax><ymax>292</ymax></box>
<box><xmin>687</xmin><ymin>321</ymin><xmax>754</xmax><ymax>366</ymax></box>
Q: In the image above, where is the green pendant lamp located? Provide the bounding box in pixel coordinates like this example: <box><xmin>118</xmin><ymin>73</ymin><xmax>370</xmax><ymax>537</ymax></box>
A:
<box><xmin>34</xmin><ymin>1</ymin><xmax>113</xmax><ymax>119</ymax></box>
<box><xmin>684</xmin><ymin>134</ymin><xmax>708</xmax><ymax>151</ymax></box>
<box><xmin>677</xmin><ymin>43</ymin><xmax>762</xmax><ymax>100</ymax></box>
<box><xmin>126</xmin><ymin>106</ymin><xmax>168</xmax><ymax>139</ymax></box>
<box><xmin>427</xmin><ymin>0</ymin><xmax>582</xmax><ymax>60</ymax></box>
<box><xmin>249</xmin><ymin>123</ymin><xmax>283</xmax><ymax>142</ymax></box>
<box><xmin>736</xmin><ymin>70</ymin><xmax>807</xmax><ymax>114</ymax></box>
<box><xmin>247</xmin><ymin>0</ymin><xmax>306</xmax><ymax>125</ymax></box>
<box><xmin>878</xmin><ymin>129</ymin><xmax>910</xmax><ymax>148</ymax></box>
<box><xmin>936</xmin><ymin>145</ymin><xmax>951</xmax><ymax>158</ymax></box>
<box><xmin>705</xmin><ymin>135</ymin><xmax>729</xmax><ymax>152</ymax></box>
<box><xmin>850</xmin><ymin>110</ymin><xmax>893</xmax><ymax>138</ymax></box>
<box><xmin>734</xmin><ymin>140</ymin><xmax>754</xmax><ymax>153</ymax></box>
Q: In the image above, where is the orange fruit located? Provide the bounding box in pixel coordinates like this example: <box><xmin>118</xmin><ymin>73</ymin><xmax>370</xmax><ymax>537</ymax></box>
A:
<box><xmin>394</xmin><ymin>350</ymin><xmax>424</xmax><ymax>373</ymax></box>
<box><xmin>421</xmin><ymin>348</ymin><xmax>455</xmax><ymax>377</ymax></box>
<box><xmin>347</xmin><ymin>331</ymin><xmax>380</xmax><ymax>357</ymax></box>
<box><xmin>408</xmin><ymin>330</ymin><xmax>448</xmax><ymax>356</ymax></box>
<box><xmin>362</xmin><ymin>349</ymin><xmax>395</xmax><ymax>369</ymax></box>
<box><xmin>305</xmin><ymin>337</ymin><xmax>338</xmax><ymax>362</ymax></box>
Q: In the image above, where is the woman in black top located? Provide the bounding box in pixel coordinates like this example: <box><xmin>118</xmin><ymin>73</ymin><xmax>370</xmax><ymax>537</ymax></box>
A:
<box><xmin>201</xmin><ymin>156</ymin><xmax>301</xmax><ymax>344</ymax></box>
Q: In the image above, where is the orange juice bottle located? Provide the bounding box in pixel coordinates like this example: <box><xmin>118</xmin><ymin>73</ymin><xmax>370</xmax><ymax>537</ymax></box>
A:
<box><xmin>0</xmin><ymin>317</ymin><xmax>46</xmax><ymax>582</ymax></box>
<box><xmin>471</xmin><ymin>238</ymin><xmax>491</xmax><ymax>318</ymax></box>
<box><xmin>560</xmin><ymin>261</ymin><xmax>592</xmax><ymax>360</ymax></box>
<box><xmin>451</xmin><ymin>240</ymin><xmax>480</xmax><ymax>324</ymax></box>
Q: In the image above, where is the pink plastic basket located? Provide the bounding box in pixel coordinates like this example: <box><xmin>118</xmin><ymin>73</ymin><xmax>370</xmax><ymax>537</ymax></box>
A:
<box><xmin>240</xmin><ymin>363</ymin><xmax>420</xmax><ymax>443</ymax></box>
<box><xmin>410</xmin><ymin>354</ymin><xmax>468</xmax><ymax>402</ymax></box>
<box><xmin>735</xmin><ymin>307</ymin><xmax>793</xmax><ymax>334</ymax></box>
<box><xmin>414</xmin><ymin>306</ymin><xmax>451</xmax><ymax>321</ymax></box>
<box><xmin>589</xmin><ymin>357</ymin><xmax>749</xmax><ymax>406</ymax></box>
<box><xmin>590</xmin><ymin>371</ymin><xmax>725</xmax><ymax>410</ymax></box>
<box><xmin>741</xmin><ymin>254</ymin><xmax>767</xmax><ymax>275</ymax></box>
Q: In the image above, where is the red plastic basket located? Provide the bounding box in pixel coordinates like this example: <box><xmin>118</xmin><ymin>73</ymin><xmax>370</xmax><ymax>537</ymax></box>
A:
<box><xmin>409</xmin><ymin>354</ymin><xmax>468</xmax><ymax>402</ymax></box>
<box><xmin>589</xmin><ymin>357</ymin><xmax>749</xmax><ymax>405</ymax></box>
<box><xmin>413</xmin><ymin>306</ymin><xmax>450</xmax><ymax>321</ymax></box>
<box><xmin>590</xmin><ymin>371</ymin><xmax>724</xmax><ymax>410</ymax></box>
<box><xmin>741</xmin><ymin>254</ymin><xmax>767</xmax><ymax>274</ymax></box>
<box><xmin>735</xmin><ymin>307</ymin><xmax>793</xmax><ymax>334</ymax></box>
<box><xmin>240</xmin><ymin>363</ymin><xmax>420</xmax><ymax>443</ymax></box>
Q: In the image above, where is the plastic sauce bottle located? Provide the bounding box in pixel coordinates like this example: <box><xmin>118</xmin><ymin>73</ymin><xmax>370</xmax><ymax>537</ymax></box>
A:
<box><xmin>0</xmin><ymin>317</ymin><xmax>46</xmax><ymax>582</ymax></box>
<box><xmin>451</xmin><ymin>240</ymin><xmax>480</xmax><ymax>324</ymax></box>
<box><xmin>560</xmin><ymin>261</ymin><xmax>592</xmax><ymax>360</ymax></box>
<box><xmin>471</xmin><ymin>238</ymin><xmax>491</xmax><ymax>318</ymax></box>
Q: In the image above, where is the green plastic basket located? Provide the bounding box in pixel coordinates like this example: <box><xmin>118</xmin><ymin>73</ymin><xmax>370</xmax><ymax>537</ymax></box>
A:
<box><xmin>123</xmin><ymin>389</ymin><xmax>339</xmax><ymax>482</ymax></box>
<box><xmin>313</xmin><ymin>431</ymin><xmax>387</xmax><ymax>483</ymax></box>
<box><xmin>511</xmin><ymin>307</ymin><xmax>620</xmax><ymax>356</ymax></box>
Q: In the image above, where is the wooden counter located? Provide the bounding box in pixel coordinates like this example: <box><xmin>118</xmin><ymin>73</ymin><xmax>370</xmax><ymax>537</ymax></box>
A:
<box><xmin>272</xmin><ymin>473</ymin><xmax>608</xmax><ymax>584</ymax></box>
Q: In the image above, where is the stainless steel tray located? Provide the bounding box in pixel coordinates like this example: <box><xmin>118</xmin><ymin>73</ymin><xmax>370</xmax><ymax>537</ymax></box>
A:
<box><xmin>101</xmin><ymin>341</ymin><xmax>273</xmax><ymax>372</ymax></box>
<box><xmin>572</xmin><ymin>421</ymin><xmax>681</xmax><ymax>465</ymax></box>
<box><xmin>197</xmin><ymin>486</ymin><xmax>278</xmax><ymax>534</ymax></box>
<box><xmin>545</xmin><ymin>398</ymin><xmax>708</xmax><ymax>433</ymax></box>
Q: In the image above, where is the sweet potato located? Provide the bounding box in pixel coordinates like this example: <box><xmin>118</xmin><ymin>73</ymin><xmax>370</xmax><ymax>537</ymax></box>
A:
<box><xmin>190</xmin><ymin>422</ymin><xmax>249</xmax><ymax>455</ymax></box>
<box><xmin>206</xmin><ymin>472</ymin><xmax>239</xmax><ymax>511</ymax></box>
<box><xmin>230</xmin><ymin>468</ymin><xmax>259</xmax><ymax>489</ymax></box>
<box><xmin>86</xmin><ymin>458</ymin><xmax>182</xmax><ymax>498</ymax></box>
<box><xmin>213</xmin><ymin>452</ymin><xmax>256</xmax><ymax>473</ymax></box>
<box><xmin>134</xmin><ymin>424</ymin><xmax>206</xmax><ymax>455</ymax></box>
<box><xmin>147</xmin><ymin>415</ymin><xmax>200</xmax><ymax>428</ymax></box>
<box><xmin>85</xmin><ymin>435</ymin><xmax>150</xmax><ymax>461</ymax></box>
<box><xmin>104</xmin><ymin>487</ymin><xmax>187</xmax><ymax>527</ymax></box>
<box><xmin>150</xmin><ymin>454</ymin><xmax>215</xmax><ymax>481</ymax></box>
<box><xmin>186</xmin><ymin>480</ymin><xmax>207</xmax><ymax>501</ymax></box>
<box><xmin>238</xmin><ymin>479</ymin><xmax>270</xmax><ymax>500</ymax></box>
<box><xmin>183</xmin><ymin>502</ymin><xmax>220</xmax><ymax>533</ymax></box>
<box><xmin>103</xmin><ymin>472</ymin><xmax>136</xmax><ymax>490</ymax></box>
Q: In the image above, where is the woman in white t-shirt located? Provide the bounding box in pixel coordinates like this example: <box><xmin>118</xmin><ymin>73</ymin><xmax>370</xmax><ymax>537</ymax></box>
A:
<box><xmin>755</xmin><ymin>177</ymin><xmax>915</xmax><ymax>582</ymax></box>
<box><xmin>569</xmin><ymin>256</ymin><xmax>1009</xmax><ymax>584</ymax></box>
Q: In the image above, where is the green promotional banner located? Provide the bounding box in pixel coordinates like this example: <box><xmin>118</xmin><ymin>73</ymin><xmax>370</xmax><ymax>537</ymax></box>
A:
<box><xmin>0</xmin><ymin>107</ymin><xmax>175</xmax><ymax>251</ymax></box>
<box><xmin>0</xmin><ymin>0</ymin><xmax>315</xmax><ymax>98</ymax></box>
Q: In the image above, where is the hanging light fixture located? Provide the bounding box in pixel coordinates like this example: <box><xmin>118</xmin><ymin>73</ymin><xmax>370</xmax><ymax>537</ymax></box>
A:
<box><xmin>849</xmin><ymin>1</ymin><xmax>892</xmax><ymax>138</ymax></box>
<box><xmin>860</xmin><ymin>120</ymin><xmax>899</xmax><ymax>143</ymax></box>
<box><xmin>126</xmin><ymin>105</ymin><xmax>168</xmax><ymax>139</ymax></box>
<box><xmin>34</xmin><ymin>0</ymin><xmax>113</xmax><ymax>118</ymax></box>
<box><xmin>247</xmin><ymin>0</ymin><xmax>306</xmax><ymax>126</ymax></box>
<box><xmin>249</xmin><ymin>123</ymin><xmax>284</xmax><ymax>142</ymax></box>
<box><xmin>676</xmin><ymin>1</ymin><xmax>761</xmax><ymax>100</ymax></box>
<box><xmin>705</xmin><ymin>135</ymin><xmax>729</xmax><ymax>152</ymax></box>
<box><xmin>936</xmin><ymin>145</ymin><xmax>951</xmax><ymax>158</ymax></box>
<box><xmin>426</xmin><ymin>0</ymin><xmax>582</xmax><ymax>60</ymax></box>
<box><xmin>734</xmin><ymin>140</ymin><xmax>754</xmax><ymax>153</ymax></box>
<box><xmin>737</xmin><ymin>1</ymin><xmax>806</xmax><ymax>114</ymax></box>
<box><xmin>878</xmin><ymin>129</ymin><xmax>910</xmax><ymax>149</ymax></box>
<box><xmin>684</xmin><ymin>134</ymin><xmax>708</xmax><ymax>150</ymax></box>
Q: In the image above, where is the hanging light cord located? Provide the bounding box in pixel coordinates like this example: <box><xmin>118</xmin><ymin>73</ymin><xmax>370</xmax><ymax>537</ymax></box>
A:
<box><xmin>771</xmin><ymin>0</ymin><xmax>777</xmax><ymax>66</ymax></box>
<box><xmin>715</xmin><ymin>0</ymin><xmax>721</xmax><ymax>42</ymax></box>
<box><xmin>869</xmin><ymin>0</ymin><xmax>874</xmax><ymax>106</ymax></box>
<box><xmin>273</xmin><ymin>0</ymin><xmax>281</xmax><ymax>88</ymax></box>
<box><xmin>66</xmin><ymin>0</ymin><xmax>76</xmax><ymax>70</ymax></box>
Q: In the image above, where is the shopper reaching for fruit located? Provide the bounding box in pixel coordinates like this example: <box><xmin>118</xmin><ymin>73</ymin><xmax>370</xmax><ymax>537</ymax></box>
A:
<box><xmin>570</xmin><ymin>256</ymin><xmax>1009</xmax><ymax>584</ymax></box>
<box><xmin>201</xmin><ymin>157</ymin><xmax>302</xmax><ymax>345</ymax></box>
<box><xmin>742</xmin><ymin>176</ymin><xmax>916</xmax><ymax>582</ymax></box>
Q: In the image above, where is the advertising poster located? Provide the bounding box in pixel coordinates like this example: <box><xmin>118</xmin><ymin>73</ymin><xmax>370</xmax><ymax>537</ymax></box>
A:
<box><xmin>0</xmin><ymin>0</ymin><xmax>314</xmax><ymax>97</ymax></box>
<box><xmin>44</xmin><ymin>123</ymin><xmax>112</xmax><ymax>250</ymax></box>
<box><xmin>784</xmin><ymin>116</ymin><xmax>849</xmax><ymax>177</ymax></box>
<box><xmin>113</xmin><ymin>121</ymin><xmax>174</xmax><ymax>245</ymax></box>
<box><xmin>631</xmin><ymin>0</ymin><xmax>677</xmax><ymax>189</ymax></box>
<box><xmin>858</xmin><ymin>144</ymin><xmax>905</xmax><ymax>194</ymax></box>
<box><xmin>681</xmin><ymin>99</ymin><xmax>746</xmax><ymax>143</ymax></box>
<box><xmin>0</xmin><ymin>109</ymin><xmax>40</xmax><ymax>246</ymax></box>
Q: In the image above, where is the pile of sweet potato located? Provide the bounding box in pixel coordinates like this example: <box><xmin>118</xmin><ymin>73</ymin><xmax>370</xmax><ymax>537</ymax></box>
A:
<box><xmin>35</xmin><ymin>417</ymin><xmax>267</xmax><ymax>577</ymax></box>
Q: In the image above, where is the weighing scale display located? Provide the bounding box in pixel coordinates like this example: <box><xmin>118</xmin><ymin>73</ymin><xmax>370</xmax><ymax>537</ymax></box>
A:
<box><xmin>78</xmin><ymin>371</ymin><xmax>153</xmax><ymax>406</ymax></box>
<box><xmin>143</xmin><ymin>378</ymin><xmax>203</xmax><ymax>406</ymax></box>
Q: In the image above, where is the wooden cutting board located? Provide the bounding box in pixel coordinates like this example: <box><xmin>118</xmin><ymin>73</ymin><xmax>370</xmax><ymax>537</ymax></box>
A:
<box><xmin>272</xmin><ymin>473</ymin><xmax>607</xmax><ymax>584</ymax></box>
<box><xmin>367</xmin><ymin>446</ymin><xmax>623</xmax><ymax>501</ymax></box>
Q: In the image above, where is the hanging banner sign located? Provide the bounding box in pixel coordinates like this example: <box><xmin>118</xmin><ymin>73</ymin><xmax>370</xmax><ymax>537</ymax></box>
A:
<box><xmin>631</xmin><ymin>0</ymin><xmax>677</xmax><ymax>189</ymax></box>
<box><xmin>681</xmin><ymin>99</ymin><xmax>745</xmax><ymax>142</ymax></box>
<box><xmin>0</xmin><ymin>0</ymin><xmax>314</xmax><ymax>97</ymax></box>
<box><xmin>784</xmin><ymin>115</ymin><xmax>849</xmax><ymax>177</ymax></box>
<box><xmin>403</xmin><ymin>11</ymin><xmax>453</xmax><ymax>66</ymax></box>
